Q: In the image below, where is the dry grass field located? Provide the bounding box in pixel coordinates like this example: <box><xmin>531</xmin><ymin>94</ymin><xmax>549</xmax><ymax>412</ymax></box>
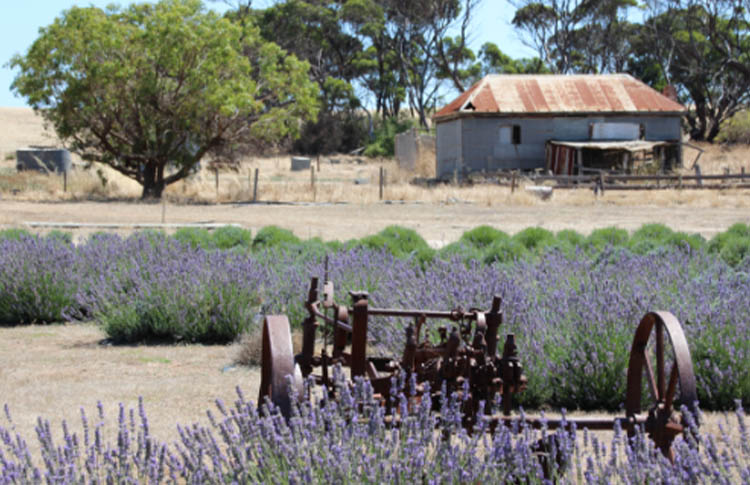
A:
<box><xmin>0</xmin><ymin>107</ymin><xmax>747</xmax><ymax>459</ymax></box>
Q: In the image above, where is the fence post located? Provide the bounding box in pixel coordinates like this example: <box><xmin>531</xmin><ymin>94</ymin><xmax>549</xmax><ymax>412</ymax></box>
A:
<box><xmin>311</xmin><ymin>165</ymin><xmax>316</xmax><ymax>201</ymax></box>
<box><xmin>694</xmin><ymin>164</ymin><xmax>702</xmax><ymax>187</ymax></box>
<box><xmin>161</xmin><ymin>197</ymin><xmax>166</xmax><ymax>223</ymax></box>
<box><xmin>214</xmin><ymin>168</ymin><xmax>219</xmax><ymax>197</ymax></box>
<box><xmin>379</xmin><ymin>166</ymin><xmax>384</xmax><ymax>200</ymax></box>
<box><xmin>252</xmin><ymin>168</ymin><xmax>259</xmax><ymax>203</ymax></box>
<box><xmin>63</xmin><ymin>171</ymin><xmax>67</xmax><ymax>193</ymax></box>
<box><xmin>598</xmin><ymin>173</ymin><xmax>605</xmax><ymax>195</ymax></box>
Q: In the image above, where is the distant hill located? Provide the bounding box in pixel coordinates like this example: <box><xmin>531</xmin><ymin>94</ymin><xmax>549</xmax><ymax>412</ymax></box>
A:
<box><xmin>0</xmin><ymin>107</ymin><xmax>60</xmax><ymax>158</ymax></box>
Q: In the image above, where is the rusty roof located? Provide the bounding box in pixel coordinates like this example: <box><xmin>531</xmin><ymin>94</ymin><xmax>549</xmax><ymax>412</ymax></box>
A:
<box><xmin>434</xmin><ymin>74</ymin><xmax>685</xmax><ymax>120</ymax></box>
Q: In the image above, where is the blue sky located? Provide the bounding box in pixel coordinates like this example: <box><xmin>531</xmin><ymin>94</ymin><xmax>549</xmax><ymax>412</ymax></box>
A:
<box><xmin>0</xmin><ymin>0</ymin><xmax>534</xmax><ymax>108</ymax></box>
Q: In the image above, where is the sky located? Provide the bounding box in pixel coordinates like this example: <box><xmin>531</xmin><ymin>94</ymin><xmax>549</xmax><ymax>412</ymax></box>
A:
<box><xmin>0</xmin><ymin>0</ymin><xmax>535</xmax><ymax>108</ymax></box>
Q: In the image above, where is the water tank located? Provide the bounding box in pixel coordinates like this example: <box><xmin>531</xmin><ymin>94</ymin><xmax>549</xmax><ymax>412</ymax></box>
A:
<box><xmin>16</xmin><ymin>147</ymin><xmax>72</xmax><ymax>173</ymax></box>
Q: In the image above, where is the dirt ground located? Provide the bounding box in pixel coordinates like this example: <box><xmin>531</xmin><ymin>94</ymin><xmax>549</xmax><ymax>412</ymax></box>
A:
<box><xmin>1</xmin><ymin>199</ymin><xmax>749</xmax><ymax>247</ymax></box>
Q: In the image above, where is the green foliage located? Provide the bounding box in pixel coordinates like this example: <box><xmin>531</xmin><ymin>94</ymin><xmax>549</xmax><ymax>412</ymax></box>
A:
<box><xmin>0</xmin><ymin>228</ymin><xmax>33</xmax><ymax>241</ymax></box>
<box><xmin>708</xmin><ymin>224</ymin><xmax>750</xmax><ymax>255</ymax></box>
<box><xmin>665</xmin><ymin>232</ymin><xmax>706</xmax><ymax>252</ymax></box>
<box><xmin>717</xmin><ymin>110</ymin><xmax>750</xmax><ymax>144</ymax></box>
<box><xmin>512</xmin><ymin>227</ymin><xmax>555</xmax><ymax>252</ymax></box>
<box><xmin>363</xmin><ymin>117</ymin><xmax>414</xmax><ymax>157</ymax></box>
<box><xmin>719</xmin><ymin>237</ymin><xmax>750</xmax><ymax>266</ymax></box>
<box><xmin>99</xmin><ymin>284</ymin><xmax>259</xmax><ymax>343</ymax></box>
<box><xmin>10</xmin><ymin>0</ymin><xmax>319</xmax><ymax>199</ymax></box>
<box><xmin>173</xmin><ymin>227</ymin><xmax>215</xmax><ymax>250</ymax></box>
<box><xmin>631</xmin><ymin>223</ymin><xmax>674</xmax><ymax>243</ymax></box>
<box><xmin>459</xmin><ymin>225</ymin><xmax>509</xmax><ymax>249</ymax></box>
<box><xmin>585</xmin><ymin>227</ymin><xmax>629</xmax><ymax>250</ymax></box>
<box><xmin>438</xmin><ymin>242</ymin><xmax>483</xmax><ymax>264</ymax></box>
<box><xmin>483</xmin><ymin>239</ymin><xmax>528</xmax><ymax>264</ymax></box>
<box><xmin>556</xmin><ymin>229</ymin><xmax>585</xmax><ymax>247</ymax></box>
<box><xmin>211</xmin><ymin>226</ymin><xmax>252</xmax><ymax>250</ymax></box>
<box><xmin>375</xmin><ymin>225</ymin><xmax>429</xmax><ymax>256</ymax></box>
<box><xmin>252</xmin><ymin>226</ymin><xmax>301</xmax><ymax>249</ymax></box>
<box><xmin>45</xmin><ymin>230</ymin><xmax>73</xmax><ymax>245</ymax></box>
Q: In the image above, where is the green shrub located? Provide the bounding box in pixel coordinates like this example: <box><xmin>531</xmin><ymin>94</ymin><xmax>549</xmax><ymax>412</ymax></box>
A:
<box><xmin>717</xmin><ymin>109</ymin><xmax>750</xmax><ymax>144</ymax></box>
<box><xmin>555</xmin><ymin>229</ymin><xmax>585</xmax><ymax>247</ymax></box>
<box><xmin>585</xmin><ymin>227</ymin><xmax>629</xmax><ymax>250</ymax></box>
<box><xmin>0</xmin><ymin>228</ymin><xmax>33</xmax><ymax>241</ymax></box>
<box><xmin>352</xmin><ymin>234</ymin><xmax>389</xmax><ymax>252</ymax></box>
<box><xmin>362</xmin><ymin>117</ymin><xmax>414</xmax><ymax>157</ymax></box>
<box><xmin>727</xmin><ymin>223</ymin><xmax>750</xmax><ymax>238</ymax></box>
<box><xmin>665</xmin><ymin>232</ymin><xmax>705</xmax><ymax>251</ymax></box>
<box><xmin>173</xmin><ymin>227</ymin><xmax>214</xmax><ymax>250</ymax></box>
<box><xmin>512</xmin><ymin>227</ymin><xmax>555</xmax><ymax>252</ymax></box>
<box><xmin>414</xmin><ymin>246</ymin><xmax>437</xmax><ymax>267</ymax></box>
<box><xmin>719</xmin><ymin>236</ymin><xmax>750</xmax><ymax>266</ymax></box>
<box><xmin>212</xmin><ymin>226</ymin><xmax>252</xmax><ymax>250</ymax></box>
<box><xmin>45</xmin><ymin>230</ymin><xmax>73</xmax><ymax>245</ymax></box>
<box><xmin>459</xmin><ymin>225</ymin><xmax>509</xmax><ymax>249</ymax></box>
<box><xmin>252</xmin><ymin>226</ymin><xmax>301</xmax><ymax>249</ymax></box>
<box><xmin>483</xmin><ymin>238</ymin><xmax>528</xmax><ymax>264</ymax></box>
<box><xmin>630</xmin><ymin>223</ymin><xmax>673</xmax><ymax>243</ymax></box>
<box><xmin>707</xmin><ymin>224</ymin><xmax>749</xmax><ymax>254</ymax></box>
<box><xmin>438</xmin><ymin>241</ymin><xmax>483</xmax><ymax>264</ymax></box>
<box><xmin>376</xmin><ymin>225</ymin><xmax>429</xmax><ymax>256</ymax></box>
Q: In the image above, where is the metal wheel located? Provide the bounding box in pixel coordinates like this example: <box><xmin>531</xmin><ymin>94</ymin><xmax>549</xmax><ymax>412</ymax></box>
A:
<box><xmin>626</xmin><ymin>312</ymin><xmax>698</xmax><ymax>460</ymax></box>
<box><xmin>258</xmin><ymin>315</ymin><xmax>303</xmax><ymax>419</ymax></box>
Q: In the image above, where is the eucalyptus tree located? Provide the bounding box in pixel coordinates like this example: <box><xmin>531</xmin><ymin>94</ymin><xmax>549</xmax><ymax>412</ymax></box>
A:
<box><xmin>10</xmin><ymin>0</ymin><xmax>318</xmax><ymax>198</ymax></box>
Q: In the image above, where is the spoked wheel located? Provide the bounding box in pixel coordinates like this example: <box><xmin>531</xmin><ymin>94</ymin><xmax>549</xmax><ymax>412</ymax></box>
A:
<box><xmin>626</xmin><ymin>312</ymin><xmax>698</xmax><ymax>461</ymax></box>
<box><xmin>258</xmin><ymin>315</ymin><xmax>303</xmax><ymax>419</ymax></box>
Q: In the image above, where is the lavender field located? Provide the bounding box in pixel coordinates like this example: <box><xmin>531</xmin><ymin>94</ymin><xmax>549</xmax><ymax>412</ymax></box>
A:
<box><xmin>2</xmin><ymin>229</ymin><xmax>750</xmax><ymax>482</ymax></box>
<box><xmin>1</xmin><ymin>230</ymin><xmax>749</xmax><ymax>411</ymax></box>
<box><xmin>1</xmin><ymin>379</ymin><xmax>749</xmax><ymax>483</ymax></box>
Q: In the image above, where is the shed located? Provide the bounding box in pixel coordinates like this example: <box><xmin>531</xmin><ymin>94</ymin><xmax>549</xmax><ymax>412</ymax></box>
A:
<box><xmin>432</xmin><ymin>74</ymin><xmax>686</xmax><ymax>179</ymax></box>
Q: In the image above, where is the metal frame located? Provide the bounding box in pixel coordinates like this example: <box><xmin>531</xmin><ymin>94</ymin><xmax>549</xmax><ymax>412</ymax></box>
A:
<box><xmin>259</xmin><ymin>275</ymin><xmax>699</xmax><ymax>461</ymax></box>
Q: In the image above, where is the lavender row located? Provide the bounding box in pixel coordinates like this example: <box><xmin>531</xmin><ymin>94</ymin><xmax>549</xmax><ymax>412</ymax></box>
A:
<box><xmin>2</xmin><ymin>380</ymin><xmax>749</xmax><ymax>483</ymax></box>
<box><xmin>1</xmin><ymin>234</ymin><xmax>749</xmax><ymax>409</ymax></box>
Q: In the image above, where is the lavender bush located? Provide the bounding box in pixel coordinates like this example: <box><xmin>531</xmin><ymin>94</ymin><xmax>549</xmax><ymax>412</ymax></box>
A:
<box><xmin>2</xmin><ymin>379</ymin><xmax>750</xmax><ymax>483</ymax></box>
<box><xmin>1</xmin><ymin>231</ymin><xmax>750</xmax><ymax>409</ymax></box>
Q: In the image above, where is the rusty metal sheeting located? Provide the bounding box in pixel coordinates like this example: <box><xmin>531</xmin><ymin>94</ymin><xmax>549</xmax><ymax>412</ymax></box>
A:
<box><xmin>434</xmin><ymin>74</ymin><xmax>686</xmax><ymax>119</ymax></box>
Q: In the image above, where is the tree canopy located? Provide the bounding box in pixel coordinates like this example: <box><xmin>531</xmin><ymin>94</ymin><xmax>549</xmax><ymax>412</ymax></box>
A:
<box><xmin>10</xmin><ymin>0</ymin><xmax>319</xmax><ymax>198</ymax></box>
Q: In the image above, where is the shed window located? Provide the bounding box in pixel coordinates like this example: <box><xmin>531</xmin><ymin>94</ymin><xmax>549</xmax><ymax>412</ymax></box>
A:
<box><xmin>499</xmin><ymin>125</ymin><xmax>521</xmax><ymax>145</ymax></box>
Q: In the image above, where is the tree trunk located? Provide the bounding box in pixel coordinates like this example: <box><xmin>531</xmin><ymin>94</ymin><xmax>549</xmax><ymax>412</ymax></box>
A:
<box><xmin>141</xmin><ymin>162</ymin><xmax>166</xmax><ymax>199</ymax></box>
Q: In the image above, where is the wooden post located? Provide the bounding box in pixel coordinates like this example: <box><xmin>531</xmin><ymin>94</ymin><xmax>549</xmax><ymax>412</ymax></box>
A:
<box><xmin>742</xmin><ymin>167</ymin><xmax>746</xmax><ymax>180</ymax></box>
<box><xmin>63</xmin><ymin>171</ymin><xmax>67</xmax><ymax>193</ymax></box>
<box><xmin>598</xmin><ymin>173</ymin><xmax>605</xmax><ymax>195</ymax></box>
<box><xmin>214</xmin><ymin>168</ymin><xmax>219</xmax><ymax>197</ymax></box>
<box><xmin>678</xmin><ymin>173</ymin><xmax>683</xmax><ymax>190</ymax></box>
<box><xmin>161</xmin><ymin>197</ymin><xmax>166</xmax><ymax>224</ymax></box>
<box><xmin>317</xmin><ymin>155</ymin><xmax>320</xmax><ymax>172</ymax></box>
<box><xmin>694</xmin><ymin>164</ymin><xmax>702</xmax><ymax>187</ymax></box>
<box><xmin>379</xmin><ymin>166</ymin><xmax>384</xmax><ymax>200</ymax></box>
<box><xmin>311</xmin><ymin>165</ymin><xmax>316</xmax><ymax>200</ymax></box>
<box><xmin>252</xmin><ymin>168</ymin><xmax>259</xmax><ymax>203</ymax></box>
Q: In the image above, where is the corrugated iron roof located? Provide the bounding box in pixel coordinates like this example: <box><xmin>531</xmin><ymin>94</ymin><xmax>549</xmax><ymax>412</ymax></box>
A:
<box><xmin>434</xmin><ymin>74</ymin><xmax>685</xmax><ymax>119</ymax></box>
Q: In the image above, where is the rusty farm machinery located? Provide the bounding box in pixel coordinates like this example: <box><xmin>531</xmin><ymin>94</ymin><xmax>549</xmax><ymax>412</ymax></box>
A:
<box><xmin>258</xmin><ymin>274</ymin><xmax>698</xmax><ymax>459</ymax></box>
